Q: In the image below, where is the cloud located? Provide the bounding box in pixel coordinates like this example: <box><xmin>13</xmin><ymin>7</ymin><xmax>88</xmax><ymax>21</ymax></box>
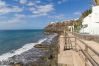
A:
<box><xmin>36</xmin><ymin>1</ymin><xmax>41</xmax><ymax>3</ymax></box>
<box><xmin>73</xmin><ymin>11</ymin><xmax>81</xmax><ymax>16</ymax></box>
<box><xmin>27</xmin><ymin>2</ymin><xmax>35</xmax><ymax>6</ymax></box>
<box><xmin>4</xmin><ymin>14</ymin><xmax>26</xmax><ymax>24</ymax></box>
<box><xmin>12</xmin><ymin>6</ymin><xmax>23</xmax><ymax>12</ymax></box>
<box><xmin>31</xmin><ymin>13</ymin><xmax>47</xmax><ymax>18</ymax></box>
<box><xmin>27</xmin><ymin>0</ymin><xmax>41</xmax><ymax>6</ymax></box>
<box><xmin>0</xmin><ymin>0</ymin><xmax>23</xmax><ymax>15</ymax></box>
<box><xmin>0</xmin><ymin>14</ymin><xmax>27</xmax><ymax>30</ymax></box>
<box><xmin>48</xmin><ymin>14</ymin><xmax>64</xmax><ymax>19</ymax></box>
<box><xmin>20</xmin><ymin>0</ymin><xmax>41</xmax><ymax>5</ymax></box>
<box><xmin>32</xmin><ymin>4</ymin><xmax>54</xmax><ymax>16</ymax></box>
<box><xmin>0</xmin><ymin>0</ymin><xmax>6</xmax><ymax>7</ymax></box>
<box><xmin>19</xmin><ymin>0</ymin><xmax>27</xmax><ymax>4</ymax></box>
<box><xmin>0</xmin><ymin>13</ymin><xmax>40</xmax><ymax>30</ymax></box>
<box><xmin>15</xmin><ymin>14</ymin><xmax>26</xmax><ymax>18</ymax></box>
<box><xmin>58</xmin><ymin>0</ymin><xmax>68</xmax><ymax>4</ymax></box>
<box><xmin>0</xmin><ymin>0</ymin><xmax>55</xmax><ymax>17</ymax></box>
<box><xmin>29</xmin><ymin>7</ymin><xmax>36</xmax><ymax>11</ymax></box>
<box><xmin>0</xmin><ymin>6</ymin><xmax>23</xmax><ymax>14</ymax></box>
<box><xmin>0</xmin><ymin>0</ymin><xmax>55</xmax><ymax>30</ymax></box>
<box><xmin>29</xmin><ymin>4</ymin><xmax>55</xmax><ymax>18</ymax></box>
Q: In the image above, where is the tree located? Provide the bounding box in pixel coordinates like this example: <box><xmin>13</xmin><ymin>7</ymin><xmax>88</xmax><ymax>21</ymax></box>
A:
<box><xmin>80</xmin><ymin>8</ymin><xmax>92</xmax><ymax>21</ymax></box>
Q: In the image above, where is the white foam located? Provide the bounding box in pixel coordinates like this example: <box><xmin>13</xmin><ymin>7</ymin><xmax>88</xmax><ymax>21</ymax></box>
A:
<box><xmin>0</xmin><ymin>38</ymin><xmax>47</xmax><ymax>61</ymax></box>
<box><xmin>46</xmin><ymin>33</ymin><xmax>58</xmax><ymax>43</ymax></box>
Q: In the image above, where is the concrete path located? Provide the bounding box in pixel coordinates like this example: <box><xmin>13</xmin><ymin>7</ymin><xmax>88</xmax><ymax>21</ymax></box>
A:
<box><xmin>58</xmin><ymin>34</ymin><xmax>85</xmax><ymax>66</ymax></box>
<box><xmin>68</xmin><ymin>32</ymin><xmax>99</xmax><ymax>65</ymax></box>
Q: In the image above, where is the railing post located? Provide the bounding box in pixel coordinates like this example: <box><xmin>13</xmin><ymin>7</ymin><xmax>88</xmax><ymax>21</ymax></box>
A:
<box><xmin>65</xmin><ymin>37</ymin><xmax>67</xmax><ymax>50</ymax></box>
<box><xmin>71</xmin><ymin>37</ymin><xmax>73</xmax><ymax>49</ymax></box>
<box><xmin>85</xmin><ymin>45</ymin><xmax>88</xmax><ymax>66</ymax></box>
<box><xmin>75</xmin><ymin>37</ymin><xmax>77</xmax><ymax>51</ymax></box>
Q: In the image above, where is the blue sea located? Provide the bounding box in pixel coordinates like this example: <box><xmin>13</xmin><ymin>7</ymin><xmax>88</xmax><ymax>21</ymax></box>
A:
<box><xmin>0</xmin><ymin>29</ymin><xmax>46</xmax><ymax>58</ymax></box>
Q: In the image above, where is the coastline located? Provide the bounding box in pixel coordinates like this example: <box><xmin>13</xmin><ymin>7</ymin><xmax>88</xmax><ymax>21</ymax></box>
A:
<box><xmin>0</xmin><ymin>33</ymin><xmax>58</xmax><ymax>66</ymax></box>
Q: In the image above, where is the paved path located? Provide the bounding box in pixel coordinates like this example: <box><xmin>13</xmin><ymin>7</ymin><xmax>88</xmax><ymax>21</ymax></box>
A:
<box><xmin>58</xmin><ymin>34</ymin><xmax>85</xmax><ymax>66</ymax></box>
<box><xmin>68</xmin><ymin>32</ymin><xmax>99</xmax><ymax>65</ymax></box>
<box><xmin>58</xmin><ymin>32</ymin><xmax>99</xmax><ymax>66</ymax></box>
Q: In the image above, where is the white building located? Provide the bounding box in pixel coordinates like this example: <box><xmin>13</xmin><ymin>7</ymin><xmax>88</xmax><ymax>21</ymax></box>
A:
<box><xmin>68</xmin><ymin>26</ymin><xmax>74</xmax><ymax>32</ymax></box>
<box><xmin>80</xmin><ymin>6</ymin><xmax>99</xmax><ymax>35</ymax></box>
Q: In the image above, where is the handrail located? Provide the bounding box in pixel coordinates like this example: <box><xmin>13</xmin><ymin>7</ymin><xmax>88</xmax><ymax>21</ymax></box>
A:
<box><xmin>60</xmin><ymin>34</ymin><xmax>99</xmax><ymax>66</ymax></box>
<box><xmin>77</xmin><ymin>44</ymin><xmax>99</xmax><ymax>66</ymax></box>
<box><xmin>77</xmin><ymin>38</ymin><xmax>99</xmax><ymax>56</ymax></box>
<box><xmin>73</xmin><ymin>34</ymin><xmax>99</xmax><ymax>66</ymax></box>
<box><xmin>81</xmin><ymin>49</ymin><xmax>99</xmax><ymax>66</ymax></box>
<box><xmin>72</xmin><ymin>32</ymin><xmax>99</xmax><ymax>56</ymax></box>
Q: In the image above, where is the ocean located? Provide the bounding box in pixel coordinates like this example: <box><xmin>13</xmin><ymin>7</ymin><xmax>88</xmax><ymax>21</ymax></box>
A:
<box><xmin>0</xmin><ymin>29</ymin><xmax>47</xmax><ymax>61</ymax></box>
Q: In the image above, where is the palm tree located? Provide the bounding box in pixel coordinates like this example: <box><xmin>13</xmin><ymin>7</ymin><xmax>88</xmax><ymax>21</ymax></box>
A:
<box><xmin>80</xmin><ymin>9</ymin><xmax>92</xmax><ymax>21</ymax></box>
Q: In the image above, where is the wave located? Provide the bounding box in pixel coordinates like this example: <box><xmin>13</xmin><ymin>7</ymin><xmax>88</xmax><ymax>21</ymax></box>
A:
<box><xmin>0</xmin><ymin>38</ymin><xmax>47</xmax><ymax>61</ymax></box>
<box><xmin>46</xmin><ymin>33</ymin><xmax>58</xmax><ymax>44</ymax></box>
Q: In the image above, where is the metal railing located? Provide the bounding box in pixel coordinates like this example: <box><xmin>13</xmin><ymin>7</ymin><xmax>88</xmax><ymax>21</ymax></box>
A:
<box><xmin>60</xmin><ymin>32</ymin><xmax>99</xmax><ymax>66</ymax></box>
<box><xmin>71</xmin><ymin>32</ymin><xmax>99</xmax><ymax>66</ymax></box>
<box><xmin>60</xmin><ymin>36</ymin><xmax>76</xmax><ymax>50</ymax></box>
<box><xmin>77</xmin><ymin>38</ymin><xmax>99</xmax><ymax>66</ymax></box>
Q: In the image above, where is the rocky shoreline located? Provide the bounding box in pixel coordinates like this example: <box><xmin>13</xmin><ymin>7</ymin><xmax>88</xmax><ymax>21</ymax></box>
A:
<box><xmin>0</xmin><ymin>34</ymin><xmax>58</xmax><ymax>66</ymax></box>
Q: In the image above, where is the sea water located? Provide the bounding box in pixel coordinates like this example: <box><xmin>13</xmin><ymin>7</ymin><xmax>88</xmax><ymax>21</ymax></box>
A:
<box><xmin>0</xmin><ymin>29</ymin><xmax>46</xmax><ymax>61</ymax></box>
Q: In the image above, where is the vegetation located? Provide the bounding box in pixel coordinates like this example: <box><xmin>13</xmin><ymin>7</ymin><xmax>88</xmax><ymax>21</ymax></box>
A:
<box><xmin>44</xmin><ymin>20</ymin><xmax>75</xmax><ymax>33</ymax></box>
<box><xmin>45</xmin><ymin>8</ymin><xmax>92</xmax><ymax>33</ymax></box>
<box><xmin>80</xmin><ymin>8</ymin><xmax>92</xmax><ymax>21</ymax></box>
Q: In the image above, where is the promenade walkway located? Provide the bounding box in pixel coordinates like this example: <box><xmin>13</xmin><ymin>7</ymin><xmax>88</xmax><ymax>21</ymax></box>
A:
<box><xmin>68</xmin><ymin>33</ymin><xmax>99</xmax><ymax>64</ymax></box>
<box><xmin>58</xmin><ymin>32</ymin><xmax>99</xmax><ymax>66</ymax></box>
<box><xmin>58</xmin><ymin>34</ymin><xmax>85</xmax><ymax>66</ymax></box>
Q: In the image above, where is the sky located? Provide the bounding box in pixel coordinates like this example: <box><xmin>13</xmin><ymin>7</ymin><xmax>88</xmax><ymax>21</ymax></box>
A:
<box><xmin>0</xmin><ymin>0</ymin><xmax>93</xmax><ymax>30</ymax></box>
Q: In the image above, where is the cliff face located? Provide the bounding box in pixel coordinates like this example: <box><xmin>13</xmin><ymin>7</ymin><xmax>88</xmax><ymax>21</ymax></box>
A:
<box><xmin>44</xmin><ymin>22</ymin><xmax>66</xmax><ymax>33</ymax></box>
<box><xmin>80</xmin><ymin>6</ymin><xmax>99</xmax><ymax>35</ymax></box>
<box><xmin>44</xmin><ymin>20</ymin><xmax>81</xmax><ymax>33</ymax></box>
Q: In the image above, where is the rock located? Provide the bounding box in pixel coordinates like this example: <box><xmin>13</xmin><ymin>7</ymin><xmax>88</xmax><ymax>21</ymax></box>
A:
<box><xmin>34</xmin><ymin>44</ymin><xmax>49</xmax><ymax>49</ymax></box>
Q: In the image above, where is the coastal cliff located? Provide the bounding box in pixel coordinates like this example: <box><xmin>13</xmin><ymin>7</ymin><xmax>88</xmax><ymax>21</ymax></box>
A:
<box><xmin>44</xmin><ymin>19</ymin><xmax>82</xmax><ymax>33</ymax></box>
